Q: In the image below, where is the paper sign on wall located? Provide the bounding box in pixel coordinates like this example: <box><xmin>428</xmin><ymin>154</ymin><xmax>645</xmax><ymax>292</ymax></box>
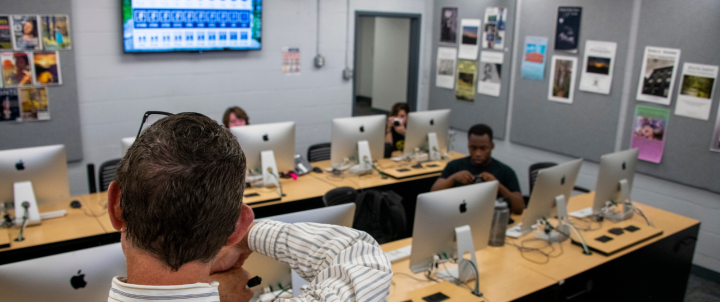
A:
<box><xmin>636</xmin><ymin>46</ymin><xmax>681</xmax><ymax>105</ymax></box>
<box><xmin>439</xmin><ymin>7</ymin><xmax>458</xmax><ymax>44</ymax></box>
<box><xmin>435</xmin><ymin>47</ymin><xmax>457</xmax><ymax>89</ymax></box>
<box><xmin>18</xmin><ymin>87</ymin><xmax>50</xmax><ymax>121</ymax></box>
<box><xmin>482</xmin><ymin>7</ymin><xmax>506</xmax><ymax>50</ymax></box>
<box><xmin>455</xmin><ymin>59</ymin><xmax>477</xmax><ymax>102</ymax></box>
<box><xmin>548</xmin><ymin>55</ymin><xmax>577</xmax><ymax>104</ymax></box>
<box><xmin>521</xmin><ymin>36</ymin><xmax>548</xmax><ymax>80</ymax></box>
<box><xmin>458</xmin><ymin>19</ymin><xmax>481</xmax><ymax>60</ymax></box>
<box><xmin>0</xmin><ymin>88</ymin><xmax>20</xmax><ymax>122</ymax></box>
<box><xmin>554</xmin><ymin>7</ymin><xmax>582</xmax><ymax>53</ymax></box>
<box><xmin>0</xmin><ymin>16</ymin><xmax>12</xmax><ymax>50</ymax></box>
<box><xmin>282</xmin><ymin>47</ymin><xmax>300</xmax><ymax>75</ymax></box>
<box><xmin>630</xmin><ymin>105</ymin><xmax>670</xmax><ymax>163</ymax></box>
<box><xmin>711</xmin><ymin>105</ymin><xmax>720</xmax><ymax>153</ymax></box>
<box><xmin>674</xmin><ymin>63</ymin><xmax>717</xmax><ymax>120</ymax></box>
<box><xmin>477</xmin><ymin>51</ymin><xmax>503</xmax><ymax>97</ymax></box>
<box><xmin>579</xmin><ymin>40</ymin><xmax>617</xmax><ymax>95</ymax></box>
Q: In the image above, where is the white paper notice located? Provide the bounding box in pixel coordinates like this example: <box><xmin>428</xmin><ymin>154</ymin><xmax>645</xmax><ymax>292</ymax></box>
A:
<box><xmin>674</xmin><ymin>63</ymin><xmax>718</xmax><ymax>121</ymax></box>
<box><xmin>579</xmin><ymin>40</ymin><xmax>616</xmax><ymax>95</ymax></box>
<box><xmin>548</xmin><ymin>55</ymin><xmax>577</xmax><ymax>104</ymax></box>
<box><xmin>435</xmin><ymin>47</ymin><xmax>457</xmax><ymax>89</ymax></box>
<box><xmin>477</xmin><ymin>51</ymin><xmax>503</xmax><ymax>97</ymax></box>
<box><xmin>458</xmin><ymin>19</ymin><xmax>481</xmax><ymax>60</ymax></box>
<box><xmin>636</xmin><ymin>46</ymin><xmax>681</xmax><ymax>105</ymax></box>
<box><xmin>711</xmin><ymin>105</ymin><xmax>720</xmax><ymax>153</ymax></box>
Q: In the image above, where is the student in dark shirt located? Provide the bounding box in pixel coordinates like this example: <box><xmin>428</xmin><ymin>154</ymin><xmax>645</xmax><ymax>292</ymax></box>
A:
<box><xmin>431</xmin><ymin>124</ymin><xmax>524</xmax><ymax>214</ymax></box>
<box><xmin>385</xmin><ymin>103</ymin><xmax>409</xmax><ymax>152</ymax></box>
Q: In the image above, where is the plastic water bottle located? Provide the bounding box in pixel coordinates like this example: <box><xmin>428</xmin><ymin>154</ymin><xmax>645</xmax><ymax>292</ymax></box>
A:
<box><xmin>488</xmin><ymin>199</ymin><xmax>509</xmax><ymax>247</ymax></box>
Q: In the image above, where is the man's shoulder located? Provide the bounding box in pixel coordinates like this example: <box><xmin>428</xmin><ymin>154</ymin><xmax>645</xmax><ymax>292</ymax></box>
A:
<box><xmin>447</xmin><ymin>157</ymin><xmax>471</xmax><ymax>168</ymax></box>
<box><xmin>491</xmin><ymin>158</ymin><xmax>516</xmax><ymax>174</ymax></box>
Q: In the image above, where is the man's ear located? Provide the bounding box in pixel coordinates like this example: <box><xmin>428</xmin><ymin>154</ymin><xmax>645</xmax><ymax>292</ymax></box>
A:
<box><xmin>107</xmin><ymin>181</ymin><xmax>125</xmax><ymax>232</ymax></box>
<box><xmin>226</xmin><ymin>204</ymin><xmax>255</xmax><ymax>247</ymax></box>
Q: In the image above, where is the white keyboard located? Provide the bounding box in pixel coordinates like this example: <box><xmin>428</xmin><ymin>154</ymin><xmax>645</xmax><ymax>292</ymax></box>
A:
<box><xmin>569</xmin><ymin>207</ymin><xmax>594</xmax><ymax>218</ymax></box>
<box><xmin>386</xmin><ymin>246</ymin><xmax>412</xmax><ymax>263</ymax></box>
<box><xmin>506</xmin><ymin>223</ymin><xmax>523</xmax><ymax>238</ymax></box>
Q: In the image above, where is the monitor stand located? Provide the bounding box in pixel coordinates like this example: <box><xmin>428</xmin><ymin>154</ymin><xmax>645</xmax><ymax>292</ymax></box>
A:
<box><xmin>536</xmin><ymin>195</ymin><xmax>569</xmax><ymax>243</ymax></box>
<box><xmin>357</xmin><ymin>140</ymin><xmax>372</xmax><ymax>173</ymax></box>
<box><xmin>436</xmin><ymin>225</ymin><xmax>479</xmax><ymax>284</ymax></box>
<box><xmin>604</xmin><ymin>179</ymin><xmax>634</xmax><ymax>222</ymax></box>
<box><xmin>14</xmin><ymin>181</ymin><xmax>41</xmax><ymax>227</ymax></box>
<box><xmin>261</xmin><ymin>150</ymin><xmax>283</xmax><ymax>197</ymax></box>
<box><xmin>427</xmin><ymin>132</ymin><xmax>441</xmax><ymax>161</ymax></box>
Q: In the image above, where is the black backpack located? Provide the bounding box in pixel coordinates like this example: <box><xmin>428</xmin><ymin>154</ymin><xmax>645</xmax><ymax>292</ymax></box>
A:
<box><xmin>352</xmin><ymin>190</ymin><xmax>407</xmax><ymax>244</ymax></box>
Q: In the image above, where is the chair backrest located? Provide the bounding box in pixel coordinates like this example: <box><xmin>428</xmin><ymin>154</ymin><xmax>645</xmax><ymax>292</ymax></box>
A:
<box><xmin>322</xmin><ymin>186</ymin><xmax>358</xmax><ymax>207</ymax></box>
<box><xmin>528</xmin><ymin>162</ymin><xmax>557</xmax><ymax>195</ymax></box>
<box><xmin>98</xmin><ymin>159</ymin><xmax>122</xmax><ymax>192</ymax></box>
<box><xmin>307</xmin><ymin>143</ymin><xmax>331</xmax><ymax>163</ymax></box>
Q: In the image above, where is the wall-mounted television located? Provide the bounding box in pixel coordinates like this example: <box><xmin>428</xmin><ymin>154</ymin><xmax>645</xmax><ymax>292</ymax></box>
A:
<box><xmin>122</xmin><ymin>0</ymin><xmax>262</xmax><ymax>53</ymax></box>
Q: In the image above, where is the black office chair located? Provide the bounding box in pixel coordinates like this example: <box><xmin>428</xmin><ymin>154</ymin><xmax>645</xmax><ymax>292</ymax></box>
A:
<box><xmin>322</xmin><ymin>186</ymin><xmax>358</xmax><ymax>207</ymax></box>
<box><xmin>98</xmin><ymin>159</ymin><xmax>122</xmax><ymax>192</ymax></box>
<box><xmin>524</xmin><ymin>162</ymin><xmax>591</xmax><ymax>207</ymax></box>
<box><xmin>307</xmin><ymin>143</ymin><xmax>331</xmax><ymax>163</ymax></box>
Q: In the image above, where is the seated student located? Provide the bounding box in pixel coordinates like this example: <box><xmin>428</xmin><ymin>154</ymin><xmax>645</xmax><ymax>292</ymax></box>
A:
<box><xmin>385</xmin><ymin>102</ymin><xmax>409</xmax><ymax>153</ymax></box>
<box><xmin>107</xmin><ymin>113</ymin><xmax>391</xmax><ymax>302</ymax></box>
<box><xmin>431</xmin><ymin>124</ymin><xmax>524</xmax><ymax>214</ymax></box>
<box><xmin>222</xmin><ymin>106</ymin><xmax>250</xmax><ymax>128</ymax></box>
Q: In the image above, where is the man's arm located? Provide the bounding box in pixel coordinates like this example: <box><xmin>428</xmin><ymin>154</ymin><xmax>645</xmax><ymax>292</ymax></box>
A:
<box><xmin>250</xmin><ymin>220</ymin><xmax>392</xmax><ymax>302</ymax></box>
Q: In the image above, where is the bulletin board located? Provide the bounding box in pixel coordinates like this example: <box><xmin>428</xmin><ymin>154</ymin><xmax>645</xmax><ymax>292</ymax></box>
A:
<box><xmin>428</xmin><ymin>0</ymin><xmax>517</xmax><ymax>139</ymax></box>
<box><xmin>0</xmin><ymin>0</ymin><xmax>83</xmax><ymax>161</ymax></box>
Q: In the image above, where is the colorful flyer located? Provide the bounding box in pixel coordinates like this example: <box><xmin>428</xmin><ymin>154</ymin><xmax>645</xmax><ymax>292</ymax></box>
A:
<box><xmin>11</xmin><ymin>15</ymin><xmax>42</xmax><ymax>51</ymax></box>
<box><xmin>630</xmin><ymin>105</ymin><xmax>670</xmax><ymax>163</ymax></box>
<box><xmin>481</xmin><ymin>7</ymin><xmax>506</xmax><ymax>50</ymax></box>
<box><xmin>40</xmin><ymin>15</ymin><xmax>72</xmax><ymax>50</ymax></box>
<box><xmin>674</xmin><ymin>63</ymin><xmax>717</xmax><ymax>121</ymax></box>
<box><xmin>455</xmin><ymin>59</ymin><xmax>477</xmax><ymax>102</ymax></box>
<box><xmin>18</xmin><ymin>86</ymin><xmax>50</xmax><ymax>121</ymax></box>
<box><xmin>521</xmin><ymin>36</ymin><xmax>548</xmax><ymax>80</ymax></box>
<box><xmin>0</xmin><ymin>88</ymin><xmax>20</xmax><ymax>122</ymax></box>
<box><xmin>435</xmin><ymin>47</ymin><xmax>457</xmax><ymax>89</ymax></box>
<box><xmin>281</xmin><ymin>47</ymin><xmax>300</xmax><ymax>75</ymax></box>
<box><xmin>548</xmin><ymin>55</ymin><xmax>577</xmax><ymax>104</ymax></box>
<box><xmin>1</xmin><ymin>52</ymin><xmax>34</xmax><ymax>87</ymax></box>
<box><xmin>579</xmin><ymin>40</ymin><xmax>617</xmax><ymax>95</ymax></box>
<box><xmin>554</xmin><ymin>7</ymin><xmax>582</xmax><ymax>53</ymax></box>
<box><xmin>636</xmin><ymin>46</ymin><xmax>681</xmax><ymax>105</ymax></box>
<box><xmin>477</xmin><ymin>51</ymin><xmax>503</xmax><ymax>97</ymax></box>
<box><xmin>711</xmin><ymin>105</ymin><xmax>720</xmax><ymax>153</ymax></box>
<box><xmin>439</xmin><ymin>7</ymin><xmax>458</xmax><ymax>44</ymax></box>
<box><xmin>0</xmin><ymin>16</ymin><xmax>13</xmax><ymax>50</ymax></box>
<box><xmin>33</xmin><ymin>51</ymin><xmax>62</xmax><ymax>86</ymax></box>
<box><xmin>458</xmin><ymin>19</ymin><xmax>481</xmax><ymax>60</ymax></box>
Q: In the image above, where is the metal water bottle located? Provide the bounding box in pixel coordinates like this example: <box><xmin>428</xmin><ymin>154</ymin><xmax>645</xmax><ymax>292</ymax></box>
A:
<box><xmin>488</xmin><ymin>199</ymin><xmax>509</xmax><ymax>247</ymax></box>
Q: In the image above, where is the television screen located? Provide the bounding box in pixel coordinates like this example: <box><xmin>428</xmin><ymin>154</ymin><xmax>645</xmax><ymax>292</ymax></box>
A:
<box><xmin>122</xmin><ymin>0</ymin><xmax>262</xmax><ymax>53</ymax></box>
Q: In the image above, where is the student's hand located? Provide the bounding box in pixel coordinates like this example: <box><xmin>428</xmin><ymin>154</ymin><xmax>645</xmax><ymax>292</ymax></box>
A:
<box><xmin>211</xmin><ymin>222</ymin><xmax>256</xmax><ymax>274</ymax></box>
<box><xmin>386</xmin><ymin>116</ymin><xmax>395</xmax><ymax>134</ymax></box>
<box><xmin>210</xmin><ymin>266</ymin><xmax>255</xmax><ymax>302</ymax></box>
<box><xmin>451</xmin><ymin>171</ymin><xmax>475</xmax><ymax>185</ymax></box>
<box><xmin>480</xmin><ymin>172</ymin><xmax>497</xmax><ymax>182</ymax></box>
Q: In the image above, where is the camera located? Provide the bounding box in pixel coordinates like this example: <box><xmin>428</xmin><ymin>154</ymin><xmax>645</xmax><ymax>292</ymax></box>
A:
<box><xmin>393</xmin><ymin>118</ymin><xmax>403</xmax><ymax>127</ymax></box>
<box><xmin>474</xmin><ymin>175</ymin><xmax>485</xmax><ymax>184</ymax></box>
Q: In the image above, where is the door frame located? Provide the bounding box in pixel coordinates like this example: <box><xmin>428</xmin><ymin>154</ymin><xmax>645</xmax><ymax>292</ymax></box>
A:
<box><xmin>352</xmin><ymin>11</ymin><xmax>422</xmax><ymax>115</ymax></box>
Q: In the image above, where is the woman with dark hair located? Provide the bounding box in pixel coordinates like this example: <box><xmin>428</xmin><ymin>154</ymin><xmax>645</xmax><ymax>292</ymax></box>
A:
<box><xmin>17</xmin><ymin>19</ymin><xmax>39</xmax><ymax>50</ymax></box>
<box><xmin>385</xmin><ymin>102</ymin><xmax>410</xmax><ymax>152</ymax></box>
<box><xmin>222</xmin><ymin>106</ymin><xmax>250</xmax><ymax>128</ymax></box>
<box><xmin>7</xmin><ymin>53</ymin><xmax>33</xmax><ymax>86</ymax></box>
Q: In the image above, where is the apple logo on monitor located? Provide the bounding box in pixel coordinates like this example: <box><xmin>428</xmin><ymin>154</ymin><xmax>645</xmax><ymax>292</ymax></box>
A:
<box><xmin>70</xmin><ymin>270</ymin><xmax>87</xmax><ymax>290</ymax></box>
<box><xmin>561</xmin><ymin>176</ymin><xmax>565</xmax><ymax>185</ymax></box>
<box><xmin>459</xmin><ymin>200</ymin><xmax>467</xmax><ymax>213</ymax></box>
<box><xmin>262</xmin><ymin>134</ymin><xmax>269</xmax><ymax>142</ymax></box>
<box><xmin>430</xmin><ymin>119</ymin><xmax>435</xmax><ymax>126</ymax></box>
<box><xmin>359</xmin><ymin>125</ymin><xmax>365</xmax><ymax>133</ymax></box>
<box><xmin>15</xmin><ymin>160</ymin><xmax>24</xmax><ymax>171</ymax></box>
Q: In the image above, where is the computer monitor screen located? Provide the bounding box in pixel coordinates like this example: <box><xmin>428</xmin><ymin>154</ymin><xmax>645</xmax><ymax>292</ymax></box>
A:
<box><xmin>0</xmin><ymin>145</ymin><xmax>69</xmax><ymax>205</ymax></box>
<box><xmin>120</xmin><ymin>137</ymin><xmax>135</xmax><ymax>157</ymax></box>
<box><xmin>593</xmin><ymin>149</ymin><xmax>638</xmax><ymax>213</ymax></box>
<box><xmin>403</xmin><ymin>109</ymin><xmax>450</xmax><ymax>157</ymax></box>
<box><xmin>243</xmin><ymin>203</ymin><xmax>356</xmax><ymax>297</ymax></box>
<box><xmin>122</xmin><ymin>0</ymin><xmax>263</xmax><ymax>53</ymax></box>
<box><xmin>520</xmin><ymin>159</ymin><xmax>582</xmax><ymax>234</ymax></box>
<box><xmin>409</xmin><ymin>181</ymin><xmax>498</xmax><ymax>274</ymax></box>
<box><xmin>330</xmin><ymin>115</ymin><xmax>386</xmax><ymax>168</ymax></box>
<box><xmin>230</xmin><ymin>122</ymin><xmax>295</xmax><ymax>174</ymax></box>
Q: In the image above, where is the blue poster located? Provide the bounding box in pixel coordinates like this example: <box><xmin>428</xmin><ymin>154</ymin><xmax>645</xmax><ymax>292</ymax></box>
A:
<box><xmin>521</xmin><ymin>36</ymin><xmax>548</xmax><ymax>80</ymax></box>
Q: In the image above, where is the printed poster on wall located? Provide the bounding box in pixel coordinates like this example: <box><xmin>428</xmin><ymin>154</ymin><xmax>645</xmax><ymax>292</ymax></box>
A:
<box><xmin>455</xmin><ymin>59</ymin><xmax>477</xmax><ymax>102</ymax></box>
<box><xmin>439</xmin><ymin>7</ymin><xmax>458</xmax><ymax>44</ymax></box>
<box><xmin>674</xmin><ymin>63</ymin><xmax>717</xmax><ymax>121</ymax></box>
<box><xmin>521</xmin><ymin>36</ymin><xmax>548</xmax><ymax>80</ymax></box>
<box><xmin>554</xmin><ymin>7</ymin><xmax>582</xmax><ymax>53</ymax></box>
<box><xmin>0</xmin><ymin>16</ymin><xmax>13</xmax><ymax>50</ymax></box>
<box><xmin>18</xmin><ymin>87</ymin><xmax>49</xmax><ymax>121</ymax></box>
<box><xmin>33</xmin><ymin>51</ymin><xmax>62</xmax><ymax>86</ymax></box>
<box><xmin>435</xmin><ymin>47</ymin><xmax>457</xmax><ymax>89</ymax></box>
<box><xmin>40</xmin><ymin>15</ymin><xmax>72</xmax><ymax>50</ymax></box>
<box><xmin>11</xmin><ymin>15</ymin><xmax>42</xmax><ymax>51</ymax></box>
<box><xmin>458</xmin><ymin>19</ymin><xmax>481</xmax><ymax>60</ymax></box>
<box><xmin>636</xmin><ymin>46</ymin><xmax>681</xmax><ymax>105</ymax></box>
<box><xmin>548</xmin><ymin>55</ymin><xmax>577</xmax><ymax>104</ymax></box>
<box><xmin>281</xmin><ymin>47</ymin><xmax>300</xmax><ymax>75</ymax></box>
<box><xmin>579</xmin><ymin>40</ymin><xmax>617</xmax><ymax>95</ymax></box>
<box><xmin>711</xmin><ymin>105</ymin><xmax>720</xmax><ymax>153</ymax></box>
<box><xmin>0</xmin><ymin>88</ymin><xmax>20</xmax><ymax>122</ymax></box>
<box><xmin>477</xmin><ymin>51</ymin><xmax>503</xmax><ymax>97</ymax></box>
<box><xmin>482</xmin><ymin>7</ymin><xmax>506</xmax><ymax>50</ymax></box>
<box><xmin>630</xmin><ymin>105</ymin><xmax>670</xmax><ymax>163</ymax></box>
<box><xmin>1</xmin><ymin>52</ymin><xmax>34</xmax><ymax>87</ymax></box>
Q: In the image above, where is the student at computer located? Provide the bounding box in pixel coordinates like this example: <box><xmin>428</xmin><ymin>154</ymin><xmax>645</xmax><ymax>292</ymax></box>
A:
<box><xmin>385</xmin><ymin>102</ymin><xmax>409</xmax><ymax>152</ymax></box>
<box><xmin>431</xmin><ymin>124</ymin><xmax>524</xmax><ymax>214</ymax></box>
<box><xmin>222</xmin><ymin>106</ymin><xmax>250</xmax><ymax>128</ymax></box>
<box><xmin>106</xmin><ymin>113</ymin><xmax>391</xmax><ymax>302</ymax></box>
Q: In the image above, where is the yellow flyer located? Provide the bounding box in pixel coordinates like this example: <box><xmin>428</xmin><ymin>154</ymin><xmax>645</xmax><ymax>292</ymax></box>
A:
<box><xmin>455</xmin><ymin>59</ymin><xmax>477</xmax><ymax>102</ymax></box>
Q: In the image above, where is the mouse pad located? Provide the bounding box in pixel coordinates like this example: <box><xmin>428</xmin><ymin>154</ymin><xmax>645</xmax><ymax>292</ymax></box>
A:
<box><xmin>244</xmin><ymin>193</ymin><xmax>260</xmax><ymax>197</ymax></box>
<box><xmin>397</xmin><ymin>168</ymin><xmax>411</xmax><ymax>172</ymax></box>
<box><xmin>422</xmin><ymin>292</ymin><xmax>450</xmax><ymax>302</ymax></box>
<box><xmin>608</xmin><ymin>228</ymin><xmax>625</xmax><ymax>236</ymax></box>
<box><xmin>624</xmin><ymin>225</ymin><xmax>640</xmax><ymax>232</ymax></box>
<box><xmin>595</xmin><ymin>235</ymin><xmax>613</xmax><ymax>243</ymax></box>
<box><xmin>426</xmin><ymin>164</ymin><xmax>439</xmax><ymax>168</ymax></box>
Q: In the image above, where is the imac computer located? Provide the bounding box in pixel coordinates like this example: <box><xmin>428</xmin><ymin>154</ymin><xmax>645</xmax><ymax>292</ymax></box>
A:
<box><xmin>231</xmin><ymin>122</ymin><xmax>295</xmax><ymax>187</ymax></box>
<box><xmin>0</xmin><ymin>145</ymin><xmax>70</xmax><ymax>226</ymax></box>
<box><xmin>330</xmin><ymin>115</ymin><xmax>386</xmax><ymax>172</ymax></box>
<box><xmin>409</xmin><ymin>181</ymin><xmax>498</xmax><ymax>283</ymax></box>
<box><xmin>592</xmin><ymin>148</ymin><xmax>639</xmax><ymax>221</ymax></box>
<box><xmin>403</xmin><ymin>109</ymin><xmax>451</xmax><ymax>161</ymax></box>
<box><xmin>243</xmin><ymin>203</ymin><xmax>356</xmax><ymax>299</ymax></box>
<box><xmin>120</xmin><ymin>137</ymin><xmax>135</xmax><ymax>157</ymax></box>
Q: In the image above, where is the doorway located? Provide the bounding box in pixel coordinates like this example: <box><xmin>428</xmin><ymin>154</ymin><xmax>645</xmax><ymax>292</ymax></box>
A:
<box><xmin>352</xmin><ymin>12</ymin><xmax>421</xmax><ymax>116</ymax></box>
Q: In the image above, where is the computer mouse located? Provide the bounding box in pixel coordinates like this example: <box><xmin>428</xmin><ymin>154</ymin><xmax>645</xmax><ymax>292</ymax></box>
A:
<box><xmin>70</xmin><ymin>200</ymin><xmax>82</xmax><ymax>209</ymax></box>
<box><xmin>312</xmin><ymin>167</ymin><xmax>323</xmax><ymax>173</ymax></box>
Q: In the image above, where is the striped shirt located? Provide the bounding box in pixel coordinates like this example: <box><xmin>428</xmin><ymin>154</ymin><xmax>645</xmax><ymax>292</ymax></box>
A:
<box><xmin>108</xmin><ymin>220</ymin><xmax>392</xmax><ymax>302</ymax></box>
